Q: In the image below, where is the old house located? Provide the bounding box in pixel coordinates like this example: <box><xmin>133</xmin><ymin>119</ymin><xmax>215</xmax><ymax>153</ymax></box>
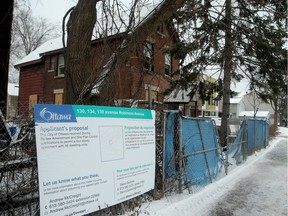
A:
<box><xmin>15</xmin><ymin>4</ymin><xmax>180</xmax><ymax>116</ymax></box>
<box><xmin>164</xmin><ymin>75</ymin><xmax>223</xmax><ymax>118</ymax></box>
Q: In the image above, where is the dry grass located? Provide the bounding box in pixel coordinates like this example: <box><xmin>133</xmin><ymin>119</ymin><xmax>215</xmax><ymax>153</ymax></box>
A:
<box><xmin>269</xmin><ymin>124</ymin><xmax>279</xmax><ymax>139</ymax></box>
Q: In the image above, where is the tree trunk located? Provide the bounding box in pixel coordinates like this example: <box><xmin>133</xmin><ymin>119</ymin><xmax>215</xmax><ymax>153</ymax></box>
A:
<box><xmin>93</xmin><ymin>0</ymin><xmax>187</xmax><ymax>98</ymax></box>
<box><xmin>273</xmin><ymin>97</ymin><xmax>278</xmax><ymax>126</ymax></box>
<box><xmin>0</xmin><ymin>0</ymin><xmax>14</xmax><ymax>114</ymax></box>
<box><xmin>219</xmin><ymin>0</ymin><xmax>233</xmax><ymax>147</ymax></box>
<box><xmin>64</xmin><ymin>0</ymin><xmax>98</xmax><ymax>104</ymax></box>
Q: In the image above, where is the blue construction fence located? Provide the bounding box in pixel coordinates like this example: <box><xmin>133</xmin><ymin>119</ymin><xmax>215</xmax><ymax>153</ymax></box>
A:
<box><xmin>163</xmin><ymin>111</ymin><xmax>222</xmax><ymax>193</ymax></box>
<box><xmin>228</xmin><ymin>118</ymin><xmax>270</xmax><ymax>166</ymax></box>
<box><xmin>162</xmin><ymin>111</ymin><xmax>270</xmax><ymax>194</ymax></box>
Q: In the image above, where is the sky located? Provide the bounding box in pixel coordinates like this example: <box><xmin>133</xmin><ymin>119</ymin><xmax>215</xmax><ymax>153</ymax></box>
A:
<box><xmin>28</xmin><ymin>0</ymin><xmax>141</xmax><ymax>24</ymax></box>
<box><xmin>29</xmin><ymin>0</ymin><xmax>77</xmax><ymax>25</ymax></box>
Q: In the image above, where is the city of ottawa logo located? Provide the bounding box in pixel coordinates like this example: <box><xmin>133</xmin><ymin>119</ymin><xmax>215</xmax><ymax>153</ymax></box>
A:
<box><xmin>39</xmin><ymin>107</ymin><xmax>72</xmax><ymax>122</ymax></box>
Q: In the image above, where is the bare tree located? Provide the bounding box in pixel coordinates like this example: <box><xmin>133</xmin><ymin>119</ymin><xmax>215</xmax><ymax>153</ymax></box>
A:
<box><xmin>9</xmin><ymin>2</ymin><xmax>59</xmax><ymax>83</ymax></box>
<box><xmin>64</xmin><ymin>0</ymin><xmax>187</xmax><ymax>104</ymax></box>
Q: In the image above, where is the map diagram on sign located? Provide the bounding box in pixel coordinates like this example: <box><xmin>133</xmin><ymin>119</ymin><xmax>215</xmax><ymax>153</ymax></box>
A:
<box><xmin>99</xmin><ymin>126</ymin><xmax>124</xmax><ymax>162</ymax></box>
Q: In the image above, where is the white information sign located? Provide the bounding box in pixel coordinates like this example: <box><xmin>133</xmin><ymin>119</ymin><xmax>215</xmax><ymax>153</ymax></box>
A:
<box><xmin>34</xmin><ymin>104</ymin><xmax>155</xmax><ymax>216</ymax></box>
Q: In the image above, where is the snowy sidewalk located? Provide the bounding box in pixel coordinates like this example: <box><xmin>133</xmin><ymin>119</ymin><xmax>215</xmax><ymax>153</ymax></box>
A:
<box><xmin>129</xmin><ymin>127</ymin><xmax>288</xmax><ymax>216</ymax></box>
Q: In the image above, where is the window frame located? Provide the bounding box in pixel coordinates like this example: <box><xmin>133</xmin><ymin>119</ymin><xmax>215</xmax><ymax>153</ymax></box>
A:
<box><xmin>56</xmin><ymin>54</ymin><xmax>65</xmax><ymax>77</ymax></box>
<box><xmin>143</xmin><ymin>41</ymin><xmax>154</xmax><ymax>72</ymax></box>
<box><xmin>164</xmin><ymin>53</ymin><xmax>172</xmax><ymax>76</ymax></box>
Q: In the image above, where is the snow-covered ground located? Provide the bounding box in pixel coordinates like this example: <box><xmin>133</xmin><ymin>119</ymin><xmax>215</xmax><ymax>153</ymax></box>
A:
<box><xmin>124</xmin><ymin>127</ymin><xmax>288</xmax><ymax>216</ymax></box>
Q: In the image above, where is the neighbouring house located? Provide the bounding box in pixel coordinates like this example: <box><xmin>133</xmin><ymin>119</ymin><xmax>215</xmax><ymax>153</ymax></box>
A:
<box><xmin>164</xmin><ymin>75</ymin><xmax>223</xmax><ymax>118</ymax></box>
<box><xmin>164</xmin><ymin>88</ymin><xmax>201</xmax><ymax>117</ymax></box>
<box><xmin>198</xmin><ymin>75</ymin><xmax>223</xmax><ymax>118</ymax></box>
<box><xmin>230</xmin><ymin>94</ymin><xmax>246</xmax><ymax>118</ymax></box>
<box><xmin>14</xmin><ymin>3</ymin><xmax>180</xmax><ymax>116</ymax></box>
<box><xmin>240</xmin><ymin>91</ymin><xmax>275</xmax><ymax>124</ymax></box>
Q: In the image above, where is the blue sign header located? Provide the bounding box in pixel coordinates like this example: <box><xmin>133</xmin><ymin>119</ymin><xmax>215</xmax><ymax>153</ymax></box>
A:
<box><xmin>34</xmin><ymin>104</ymin><xmax>77</xmax><ymax>123</ymax></box>
<box><xmin>34</xmin><ymin>104</ymin><xmax>153</xmax><ymax>123</ymax></box>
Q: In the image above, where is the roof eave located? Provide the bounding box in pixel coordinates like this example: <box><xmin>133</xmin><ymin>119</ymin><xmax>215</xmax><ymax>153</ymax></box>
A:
<box><xmin>14</xmin><ymin>59</ymin><xmax>43</xmax><ymax>69</ymax></box>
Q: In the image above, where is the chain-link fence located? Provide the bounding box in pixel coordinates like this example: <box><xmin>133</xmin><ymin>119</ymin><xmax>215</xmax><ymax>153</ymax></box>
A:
<box><xmin>0</xmin><ymin>105</ymin><xmax>39</xmax><ymax>216</ymax></box>
<box><xmin>226</xmin><ymin>118</ymin><xmax>270</xmax><ymax>173</ymax></box>
<box><xmin>161</xmin><ymin>111</ymin><xmax>270</xmax><ymax>195</ymax></box>
<box><xmin>163</xmin><ymin>111</ymin><xmax>223</xmax><ymax>194</ymax></box>
<box><xmin>0</xmin><ymin>105</ymin><xmax>270</xmax><ymax>215</ymax></box>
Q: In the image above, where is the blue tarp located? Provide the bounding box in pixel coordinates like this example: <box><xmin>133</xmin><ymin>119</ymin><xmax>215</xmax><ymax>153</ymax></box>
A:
<box><xmin>164</xmin><ymin>112</ymin><xmax>220</xmax><ymax>188</ymax></box>
<box><xmin>247</xmin><ymin>119</ymin><xmax>269</xmax><ymax>154</ymax></box>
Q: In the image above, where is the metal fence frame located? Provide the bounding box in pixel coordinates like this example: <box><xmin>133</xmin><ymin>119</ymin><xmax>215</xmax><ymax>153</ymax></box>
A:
<box><xmin>0</xmin><ymin>107</ymin><xmax>270</xmax><ymax>215</ymax></box>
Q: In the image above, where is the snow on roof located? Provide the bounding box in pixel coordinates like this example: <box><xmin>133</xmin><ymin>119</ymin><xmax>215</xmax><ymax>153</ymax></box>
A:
<box><xmin>15</xmin><ymin>1</ymin><xmax>162</xmax><ymax>67</ymax></box>
<box><xmin>8</xmin><ymin>83</ymin><xmax>19</xmax><ymax>96</ymax></box>
<box><xmin>15</xmin><ymin>37</ymin><xmax>64</xmax><ymax>67</ymax></box>
<box><xmin>230</xmin><ymin>97</ymin><xmax>242</xmax><ymax>104</ymax></box>
<box><xmin>239</xmin><ymin>111</ymin><xmax>270</xmax><ymax>118</ymax></box>
<box><xmin>164</xmin><ymin>88</ymin><xmax>191</xmax><ymax>103</ymax></box>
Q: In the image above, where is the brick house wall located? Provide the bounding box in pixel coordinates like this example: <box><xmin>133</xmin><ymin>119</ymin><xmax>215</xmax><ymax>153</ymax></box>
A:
<box><xmin>18</xmin><ymin>63</ymin><xmax>44</xmax><ymax>116</ymax></box>
<box><xmin>16</xmin><ymin>22</ymin><xmax>179</xmax><ymax>114</ymax></box>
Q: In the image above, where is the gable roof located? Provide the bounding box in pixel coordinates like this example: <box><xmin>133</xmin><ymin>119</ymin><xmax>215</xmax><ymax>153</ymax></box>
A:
<box><xmin>230</xmin><ymin>97</ymin><xmax>243</xmax><ymax>104</ymax></box>
<box><xmin>15</xmin><ymin>37</ymin><xmax>63</xmax><ymax>67</ymax></box>
<box><xmin>164</xmin><ymin>88</ymin><xmax>190</xmax><ymax>103</ymax></box>
<box><xmin>15</xmin><ymin>1</ymin><xmax>165</xmax><ymax>68</ymax></box>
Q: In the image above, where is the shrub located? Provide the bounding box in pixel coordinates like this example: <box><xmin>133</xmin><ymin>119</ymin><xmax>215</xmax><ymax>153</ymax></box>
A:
<box><xmin>269</xmin><ymin>124</ymin><xmax>279</xmax><ymax>139</ymax></box>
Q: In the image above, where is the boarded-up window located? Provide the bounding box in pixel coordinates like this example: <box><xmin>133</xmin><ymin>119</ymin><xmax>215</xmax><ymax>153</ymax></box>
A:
<box><xmin>29</xmin><ymin>94</ymin><xmax>38</xmax><ymax>115</ymax></box>
<box><xmin>54</xmin><ymin>89</ymin><xmax>64</xmax><ymax>104</ymax></box>
<box><xmin>54</xmin><ymin>93</ymin><xmax>63</xmax><ymax>104</ymax></box>
<box><xmin>145</xmin><ymin>89</ymin><xmax>158</xmax><ymax>101</ymax></box>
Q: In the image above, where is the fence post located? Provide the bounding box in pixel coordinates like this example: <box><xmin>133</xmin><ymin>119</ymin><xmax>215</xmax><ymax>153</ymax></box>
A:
<box><xmin>197</xmin><ymin>120</ymin><xmax>212</xmax><ymax>183</ymax></box>
<box><xmin>148</xmin><ymin>85</ymin><xmax>152</xmax><ymax>109</ymax></box>
<box><xmin>162</xmin><ymin>111</ymin><xmax>166</xmax><ymax>194</ymax></box>
<box><xmin>242</xmin><ymin>120</ymin><xmax>247</xmax><ymax>161</ymax></box>
<box><xmin>178</xmin><ymin>113</ymin><xmax>183</xmax><ymax>193</ymax></box>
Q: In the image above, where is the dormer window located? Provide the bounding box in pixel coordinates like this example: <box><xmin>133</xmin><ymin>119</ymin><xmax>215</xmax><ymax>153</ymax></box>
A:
<box><xmin>165</xmin><ymin>53</ymin><xmax>172</xmax><ymax>76</ymax></box>
<box><xmin>57</xmin><ymin>54</ymin><xmax>65</xmax><ymax>76</ymax></box>
<box><xmin>143</xmin><ymin>41</ymin><xmax>154</xmax><ymax>72</ymax></box>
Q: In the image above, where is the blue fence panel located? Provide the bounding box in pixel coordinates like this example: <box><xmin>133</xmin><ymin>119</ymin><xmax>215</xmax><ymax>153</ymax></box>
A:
<box><xmin>247</xmin><ymin>119</ymin><xmax>269</xmax><ymax>154</ymax></box>
<box><xmin>197</xmin><ymin>120</ymin><xmax>220</xmax><ymax>181</ymax></box>
<box><xmin>164</xmin><ymin>111</ymin><xmax>178</xmax><ymax>179</ymax></box>
<box><xmin>228</xmin><ymin>125</ymin><xmax>244</xmax><ymax>165</ymax></box>
<box><xmin>182</xmin><ymin>118</ymin><xmax>220</xmax><ymax>186</ymax></box>
<box><xmin>264</xmin><ymin>120</ymin><xmax>270</xmax><ymax>147</ymax></box>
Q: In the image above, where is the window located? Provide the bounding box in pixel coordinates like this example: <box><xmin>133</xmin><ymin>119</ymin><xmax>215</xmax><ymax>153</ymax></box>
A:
<box><xmin>48</xmin><ymin>56</ymin><xmax>56</xmax><ymax>72</ymax></box>
<box><xmin>54</xmin><ymin>89</ymin><xmax>64</xmax><ymax>104</ymax></box>
<box><xmin>157</xmin><ymin>24</ymin><xmax>164</xmax><ymax>33</ymax></box>
<box><xmin>165</xmin><ymin>53</ymin><xmax>172</xmax><ymax>76</ymax></box>
<box><xmin>212</xmin><ymin>99</ymin><xmax>218</xmax><ymax>106</ymax></box>
<box><xmin>54</xmin><ymin>94</ymin><xmax>63</xmax><ymax>104</ymax></box>
<box><xmin>143</xmin><ymin>41</ymin><xmax>154</xmax><ymax>71</ymax></box>
<box><xmin>29</xmin><ymin>94</ymin><xmax>37</xmax><ymax>115</ymax></box>
<box><xmin>145</xmin><ymin>89</ymin><xmax>158</xmax><ymax>101</ymax></box>
<box><xmin>57</xmin><ymin>54</ymin><xmax>65</xmax><ymax>76</ymax></box>
<box><xmin>145</xmin><ymin>85</ymin><xmax>158</xmax><ymax>101</ymax></box>
<box><xmin>211</xmin><ymin>111</ymin><xmax>217</xmax><ymax>116</ymax></box>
